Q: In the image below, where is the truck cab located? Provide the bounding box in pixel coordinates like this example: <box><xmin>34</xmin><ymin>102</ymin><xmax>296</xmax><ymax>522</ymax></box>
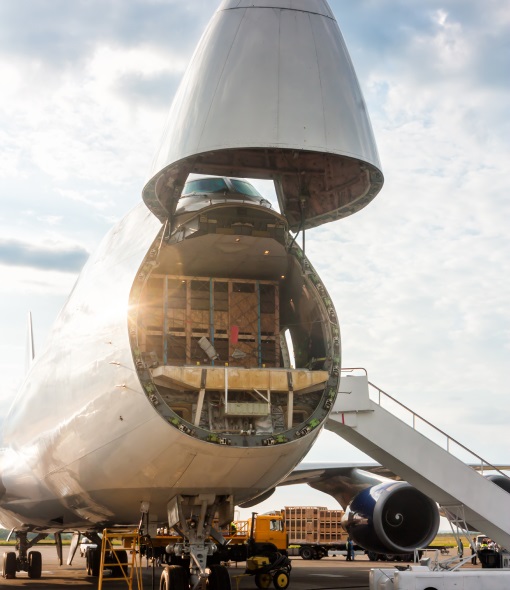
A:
<box><xmin>249</xmin><ymin>513</ymin><xmax>288</xmax><ymax>552</ymax></box>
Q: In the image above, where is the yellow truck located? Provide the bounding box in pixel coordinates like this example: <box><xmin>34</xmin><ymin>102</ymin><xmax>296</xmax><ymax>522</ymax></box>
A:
<box><xmin>230</xmin><ymin>507</ymin><xmax>348</xmax><ymax>560</ymax></box>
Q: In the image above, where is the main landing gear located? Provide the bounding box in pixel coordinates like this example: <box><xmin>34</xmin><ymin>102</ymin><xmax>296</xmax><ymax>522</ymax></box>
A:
<box><xmin>1</xmin><ymin>531</ymin><xmax>46</xmax><ymax>579</ymax></box>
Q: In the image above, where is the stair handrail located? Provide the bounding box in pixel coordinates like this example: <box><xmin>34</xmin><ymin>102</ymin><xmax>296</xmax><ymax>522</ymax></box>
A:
<box><xmin>367</xmin><ymin>379</ymin><xmax>510</xmax><ymax>481</ymax></box>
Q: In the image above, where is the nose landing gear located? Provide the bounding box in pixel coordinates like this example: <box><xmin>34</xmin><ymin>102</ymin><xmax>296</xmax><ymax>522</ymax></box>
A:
<box><xmin>163</xmin><ymin>494</ymin><xmax>233</xmax><ymax>590</ymax></box>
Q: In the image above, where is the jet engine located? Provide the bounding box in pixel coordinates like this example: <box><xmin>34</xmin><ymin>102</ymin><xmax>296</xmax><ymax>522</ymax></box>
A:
<box><xmin>342</xmin><ymin>481</ymin><xmax>440</xmax><ymax>554</ymax></box>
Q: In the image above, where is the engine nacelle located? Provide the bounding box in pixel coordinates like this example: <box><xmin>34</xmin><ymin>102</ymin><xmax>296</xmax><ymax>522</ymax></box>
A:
<box><xmin>342</xmin><ymin>481</ymin><xmax>440</xmax><ymax>554</ymax></box>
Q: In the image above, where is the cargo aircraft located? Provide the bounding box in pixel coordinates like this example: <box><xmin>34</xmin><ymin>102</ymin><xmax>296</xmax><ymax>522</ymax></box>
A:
<box><xmin>0</xmin><ymin>1</ymin><xmax>444</xmax><ymax>588</ymax></box>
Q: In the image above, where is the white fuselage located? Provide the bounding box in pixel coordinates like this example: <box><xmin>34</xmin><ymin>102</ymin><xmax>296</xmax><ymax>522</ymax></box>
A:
<box><xmin>0</xmin><ymin>203</ymin><xmax>322</xmax><ymax>531</ymax></box>
<box><xmin>0</xmin><ymin>0</ymin><xmax>385</xmax><ymax>534</ymax></box>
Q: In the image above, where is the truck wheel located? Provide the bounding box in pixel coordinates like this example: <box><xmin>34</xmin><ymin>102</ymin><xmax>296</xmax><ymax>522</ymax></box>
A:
<box><xmin>299</xmin><ymin>547</ymin><xmax>314</xmax><ymax>560</ymax></box>
<box><xmin>367</xmin><ymin>551</ymin><xmax>379</xmax><ymax>561</ymax></box>
<box><xmin>3</xmin><ymin>552</ymin><xmax>17</xmax><ymax>579</ymax></box>
<box><xmin>255</xmin><ymin>571</ymin><xmax>272</xmax><ymax>589</ymax></box>
<box><xmin>208</xmin><ymin>564</ymin><xmax>231</xmax><ymax>590</ymax></box>
<box><xmin>28</xmin><ymin>551</ymin><xmax>42</xmax><ymax>579</ymax></box>
<box><xmin>273</xmin><ymin>569</ymin><xmax>290</xmax><ymax>589</ymax></box>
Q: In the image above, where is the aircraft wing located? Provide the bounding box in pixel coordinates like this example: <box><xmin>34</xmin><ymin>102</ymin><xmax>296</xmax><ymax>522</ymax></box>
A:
<box><xmin>239</xmin><ymin>461</ymin><xmax>399</xmax><ymax>510</ymax></box>
<box><xmin>280</xmin><ymin>461</ymin><xmax>510</xmax><ymax>507</ymax></box>
<box><xmin>279</xmin><ymin>462</ymin><xmax>401</xmax><ymax>509</ymax></box>
<box><xmin>283</xmin><ymin>462</ymin><xmax>401</xmax><ymax>486</ymax></box>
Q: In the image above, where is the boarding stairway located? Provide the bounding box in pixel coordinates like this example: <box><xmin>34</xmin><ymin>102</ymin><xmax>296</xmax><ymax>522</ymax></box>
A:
<box><xmin>326</xmin><ymin>370</ymin><xmax>510</xmax><ymax>550</ymax></box>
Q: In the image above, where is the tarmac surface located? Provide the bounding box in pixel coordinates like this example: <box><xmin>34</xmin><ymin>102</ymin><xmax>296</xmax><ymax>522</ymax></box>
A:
<box><xmin>0</xmin><ymin>546</ymin><xmax>379</xmax><ymax>589</ymax></box>
<box><xmin>0</xmin><ymin>546</ymin><xmax>482</xmax><ymax>589</ymax></box>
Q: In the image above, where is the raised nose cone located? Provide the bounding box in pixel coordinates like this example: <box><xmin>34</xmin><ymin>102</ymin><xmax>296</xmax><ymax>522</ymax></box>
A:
<box><xmin>143</xmin><ymin>0</ymin><xmax>383</xmax><ymax>230</ymax></box>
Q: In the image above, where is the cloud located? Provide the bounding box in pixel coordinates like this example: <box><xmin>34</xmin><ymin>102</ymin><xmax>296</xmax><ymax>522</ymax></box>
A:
<box><xmin>88</xmin><ymin>44</ymin><xmax>187</xmax><ymax>110</ymax></box>
<box><xmin>0</xmin><ymin>1</ymin><xmax>214</xmax><ymax>67</ymax></box>
<box><xmin>0</xmin><ymin>239</ymin><xmax>89</xmax><ymax>272</ymax></box>
<box><xmin>332</xmin><ymin>0</ymin><xmax>510</xmax><ymax>141</ymax></box>
<box><xmin>114</xmin><ymin>70</ymin><xmax>183</xmax><ymax>110</ymax></box>
<box><xmin>0</xmin><ymin>0</ymin><xmax>509</xmax><ymax>501</ymax></box>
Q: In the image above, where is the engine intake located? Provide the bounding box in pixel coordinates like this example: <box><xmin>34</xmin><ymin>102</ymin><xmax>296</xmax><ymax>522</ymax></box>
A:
<box><xmin>342</xmin><ymin>481</ymin><xmax>439</xmax><ymax>554</ymax></box>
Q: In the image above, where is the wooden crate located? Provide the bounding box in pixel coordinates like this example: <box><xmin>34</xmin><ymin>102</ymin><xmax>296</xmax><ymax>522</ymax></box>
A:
<box><xmin>140</xmin><ymin>275</ymin><xmax>280</xmax><ymax>367</ymax></box>
<box><xmin>284</xmin><ymin>506</ymin><xmax>345</xmax><ymax>545</ymax></box>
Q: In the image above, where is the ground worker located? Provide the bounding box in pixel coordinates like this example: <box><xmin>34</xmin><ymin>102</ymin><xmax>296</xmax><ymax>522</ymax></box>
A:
<box><xmin>346</xmin><ymin>538</ymin><xmax>354</xmax><ymax>561</ymax></box>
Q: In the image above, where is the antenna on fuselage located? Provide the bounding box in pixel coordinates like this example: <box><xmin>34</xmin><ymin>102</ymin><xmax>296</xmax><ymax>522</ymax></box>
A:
<box><xmin>25</xmin><ymin>311</ymin><xmax>35</xmax><ymax>374</ymax></box>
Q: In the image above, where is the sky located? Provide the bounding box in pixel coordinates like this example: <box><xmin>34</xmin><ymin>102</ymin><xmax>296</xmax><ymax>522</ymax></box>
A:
<box><xmin>0</xmin><ymin>0</ymin><xmax>509</xmax><ymax>520</ymax></box>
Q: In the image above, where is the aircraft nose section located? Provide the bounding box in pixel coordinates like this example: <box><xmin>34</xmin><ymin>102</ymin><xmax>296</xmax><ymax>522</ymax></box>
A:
<box><xmin>143</xmin><ymin>0</ymin><xmax>383</xmax><ymax>230</ymax></box>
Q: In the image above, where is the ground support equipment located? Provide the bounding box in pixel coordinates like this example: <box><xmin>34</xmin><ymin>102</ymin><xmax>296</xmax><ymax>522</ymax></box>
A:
<box><xmin>97</xmin><ymin>528</ymin><xmax>143</xmax><ymax>590</ymax></box>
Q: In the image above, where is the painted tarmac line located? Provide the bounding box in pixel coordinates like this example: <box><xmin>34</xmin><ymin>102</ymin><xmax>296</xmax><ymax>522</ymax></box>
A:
<box><xmin>309</xmin><ymin>573</ymin><xmax>348</xmax><ymax>577</ymax></box>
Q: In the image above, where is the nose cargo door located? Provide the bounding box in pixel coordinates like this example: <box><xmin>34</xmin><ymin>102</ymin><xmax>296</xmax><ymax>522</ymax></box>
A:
<box><xmin>142</xmin><ymin>0</ymin><xmax>383</xmax><ymax>230</ymax></box>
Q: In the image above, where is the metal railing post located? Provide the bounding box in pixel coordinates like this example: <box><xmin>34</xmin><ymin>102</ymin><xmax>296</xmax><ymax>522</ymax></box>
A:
<box><xmin>351</xmin><ymin>370</ymin><xmax>510</xmax><ymax>481</ymax></box>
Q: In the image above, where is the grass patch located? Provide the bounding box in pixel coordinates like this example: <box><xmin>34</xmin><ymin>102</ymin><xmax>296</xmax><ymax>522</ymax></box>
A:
<box><xmin>429</xmin><ymin>533</ymin><xmax>471</xmax><ymax>548</ymax></box>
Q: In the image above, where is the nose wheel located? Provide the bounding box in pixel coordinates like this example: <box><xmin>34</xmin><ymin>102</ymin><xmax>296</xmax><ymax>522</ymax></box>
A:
<box><xmin>158</xmin><ymin>564</ymin><xmax>231</xmax><ymax>590</ymax></box>
<box><xmin>159</xmin><ymin>565</ymin><xmax>187</xmax><ymax>590</ymax></box>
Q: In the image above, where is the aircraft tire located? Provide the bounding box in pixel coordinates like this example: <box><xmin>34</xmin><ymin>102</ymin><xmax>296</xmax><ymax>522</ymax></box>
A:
<box><xmin>86</xmin><ymin>548</ymin><xmax>101</xmax><ymax>577</ymax></box>
<box><xmin>273</xmin><ymin>569</ymin><xmax>290</xmax><ymax>589</ymax></box>
<box><xmin>3</xmin><ymin>552</ymin><xmax>17</xmax><ymax>579</ymax></box>
<box><xmin>254</xmin><ymin>571</ymin><xmax>272</xmax><ymax>589</ymax></box>
<box><xmin>109</xmin><ymin>549</ymin><xmax>128</xmax><ymax>578</ymax></box>
<box><xmin>208</xmin><ymin>564</ymin><xmax>231</xmax><ymax>590</ymax></box>
<box><xmin>160</xmin><ymin>565</ymin><xmax>187</xmax><ymax>590</ymax></box>
<box><xmin>28</xmin><ymin>551</ymin><xmax>42</xmax><ymax>579</ymax></box>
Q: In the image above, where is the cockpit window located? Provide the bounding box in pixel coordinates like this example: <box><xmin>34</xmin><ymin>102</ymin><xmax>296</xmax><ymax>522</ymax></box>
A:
<box><xmin>183</xmin><ymin>178</ymin><xmax>228</xmax><ymax>195</ymax></box>
<box><xmin>230</xmin><ymin>179</ymin><xmax>262</xmax><ymax>197</ymax></box>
